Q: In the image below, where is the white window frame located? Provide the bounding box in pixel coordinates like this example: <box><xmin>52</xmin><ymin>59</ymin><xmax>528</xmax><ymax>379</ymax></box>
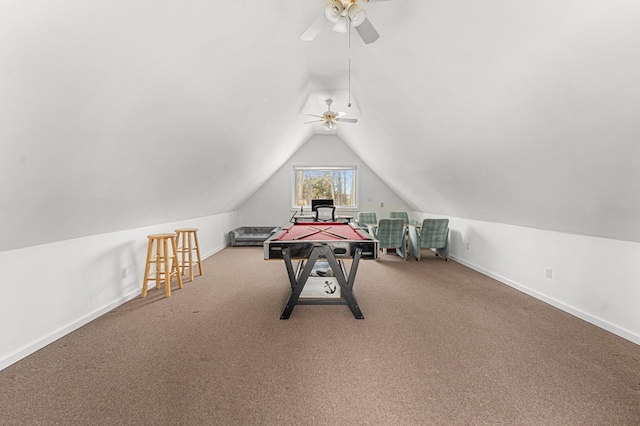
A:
<box><xmin>291</xmin><ymin>165</ymin><xmax>358</xmax><ymax>211</ymax></box>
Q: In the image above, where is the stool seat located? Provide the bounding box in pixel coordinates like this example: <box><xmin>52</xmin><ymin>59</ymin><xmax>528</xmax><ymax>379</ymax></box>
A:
<box><xmin>141</xmin><ymin>233</ymin><xmax>183</xmax><ymax>297</ymax></box>
<box><xmin>150</xmin><ymin>233</ymin><xmax>177</xmax><ymax>238</ymax></box>
<box><xmin>175</xmin><ymin>228</ymin><xmax>203</xmax><ymax>282</ymax></box>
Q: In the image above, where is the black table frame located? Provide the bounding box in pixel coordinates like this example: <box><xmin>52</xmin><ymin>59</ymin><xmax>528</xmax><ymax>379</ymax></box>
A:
<box><xmin>292</xmin><ymin>215</ymin><xmax>353</xmax><ymax>224</ymax></box>
<box><xmin>280</xmin><ymin>245</ymin><xmax>364</xmax><ymax>320</ymax></box>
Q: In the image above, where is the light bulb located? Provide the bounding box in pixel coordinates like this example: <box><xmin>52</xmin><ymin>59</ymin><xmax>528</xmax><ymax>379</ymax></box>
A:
<box><xmin>347</xmin><ymin>4</ymin><xmax>366</xmax><ymax>27</ymax></box>
<box><xmin>325</xmin><ymin>1</ymin><xmax>343</xmax><ymax>23</ymax></box>
<box><xmin>323</xmin><ymin>121</ymin><xmax>336</xmax><ymax>131</ymax></box>
<box><xmin>332</xmin><ymin>16</ymin><xmax>348</xmax><ymax>33</ymax></box>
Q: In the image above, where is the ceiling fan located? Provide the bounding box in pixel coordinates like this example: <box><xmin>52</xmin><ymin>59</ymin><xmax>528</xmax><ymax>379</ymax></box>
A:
<box><xmin>300</xmin><ymin>0</ymin><xmax>391</xmax><ymax>45</ymax></box>
<box><xmin>305</xmin><ymin>99</ymin><xmax>358</xmax><ymax>131</ymax></box>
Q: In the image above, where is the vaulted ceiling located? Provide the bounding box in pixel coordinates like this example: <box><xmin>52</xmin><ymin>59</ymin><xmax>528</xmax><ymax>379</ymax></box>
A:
<box><xmin>2</xmin><ymin>0</ymin><xmax>640</xmax><ymax>251</ymax></box>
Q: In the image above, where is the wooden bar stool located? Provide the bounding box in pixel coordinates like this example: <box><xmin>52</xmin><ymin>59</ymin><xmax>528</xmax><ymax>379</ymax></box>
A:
<box><xmin>175</xmin><ymin>228</ymin><xmax>203</xmax><ymax>282</ymax></box>
<box><xmin>141</xmin><ymin>233</ymin><xmax>183</xmax><ymax>298</ymax></box>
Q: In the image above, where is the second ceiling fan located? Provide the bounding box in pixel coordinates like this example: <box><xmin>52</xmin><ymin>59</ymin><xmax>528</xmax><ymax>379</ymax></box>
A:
<box><xmin>300</xmin><ymin>0</ymin><xmax>390</xmax><ymax>45</ymax></box>
<box><xmin>305</xmin><ymin>99</ymin><xmax>358</xmax><ymax>131</ymax></box>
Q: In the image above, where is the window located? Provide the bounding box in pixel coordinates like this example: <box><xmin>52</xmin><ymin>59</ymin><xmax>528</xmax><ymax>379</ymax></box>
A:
<box><xmin>293</xmin><ymin>167</ymin><xmax>357</xmax><ymax>209</ymax></box>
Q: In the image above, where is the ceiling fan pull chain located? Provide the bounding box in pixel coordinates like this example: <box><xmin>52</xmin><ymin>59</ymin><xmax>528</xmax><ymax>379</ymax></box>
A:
<box><xmin>348</xmin><ymin>14</ymin><xmax>352</xmax><ymax>108</ymax></box>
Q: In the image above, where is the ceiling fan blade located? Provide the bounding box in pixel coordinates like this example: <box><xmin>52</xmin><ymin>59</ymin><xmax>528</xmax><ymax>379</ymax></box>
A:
<box><xmin>300</xmin><ymin>16</ymin><xmax>330</xmax><ymax>41</ymax></box>
<box><xmin>306</xmin><ymin>113</ymin><xmax>325</xmax><ymax>118</ymax></box>
<box><xmin>336</xmin><ymin>111</ymin><xmax>347</xmax><ymax>118</ymax></box>
<box><xmin>338</xmin><ymin>118</ymin><xmax>358</xmax><ymax>123</ymax></box>
<box><xmin>354</xmin><ymin>17</ymin><xmax>380</xmax><ymax>44</ymax></box>
<box><xmin>304</xmin><ymin>119</ymin><xmax>325</xmax><ymax>124</ymax></box>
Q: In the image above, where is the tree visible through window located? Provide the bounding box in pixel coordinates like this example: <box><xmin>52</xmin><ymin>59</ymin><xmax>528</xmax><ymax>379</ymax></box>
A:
<box><xmin>294</xmin><ymin>167</ymin><xmax>356</xmax><ymax>208</ymax></box>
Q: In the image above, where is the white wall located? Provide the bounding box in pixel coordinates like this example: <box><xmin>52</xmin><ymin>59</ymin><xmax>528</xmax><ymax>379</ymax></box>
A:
<box><xmin>413</xmin><ymin>212</ymin><xmax>640</xmax><ymax>345</ymax></box>
<box><xmin>5</xmin><ymin>197</ymin><xmax>636</xmax><ymax>372</ymax></box>
<box><xmin>238</xmin><ymin>134</ymin><xmax>411</xmax><ymax>227</ymax></box>
<box><xmin>0</xmin><ymin>211</ymin><xmax>238</xmax><ymax>371</ymax></box>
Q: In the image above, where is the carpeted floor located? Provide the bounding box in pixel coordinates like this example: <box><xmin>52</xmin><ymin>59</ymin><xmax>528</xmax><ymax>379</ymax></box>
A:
<box><xmin>1</xmin><ymin>246</ymin><xmax>639</xmax><ymax>425</ymax></box>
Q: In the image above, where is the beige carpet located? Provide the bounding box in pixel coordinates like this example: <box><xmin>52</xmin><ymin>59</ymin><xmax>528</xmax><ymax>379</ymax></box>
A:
<box><xmin>1</xmin><ymin>246</ymin><xmax>639</xmax><ymax>425</ymax></box>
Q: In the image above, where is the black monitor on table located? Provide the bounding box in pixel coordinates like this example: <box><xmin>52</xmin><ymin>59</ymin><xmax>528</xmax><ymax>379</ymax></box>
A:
<box><xmin>311</xmin><ymin>199</ymin><xmax>334</xmax><ymax>212</ymax></box>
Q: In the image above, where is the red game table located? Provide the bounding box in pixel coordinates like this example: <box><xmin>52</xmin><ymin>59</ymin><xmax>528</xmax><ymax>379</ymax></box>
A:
<box><xmin>264</xmin><ymin>222</ymin><xmax>379</xmax><ymax>319</ymax></box>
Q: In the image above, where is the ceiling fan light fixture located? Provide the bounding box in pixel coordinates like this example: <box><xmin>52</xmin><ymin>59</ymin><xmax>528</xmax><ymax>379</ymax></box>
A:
<box><xmin>304</xmin><ymin>99</ymin><xmax>356</xmax><ymax>129</ymax></box>
<box><xmin>347</xmin><ymin>4</ymin><xmax>366</xmax><ymax>27</ymax></box>
<box><xmin>332</xmin><ymin>16</ymin><xmax>348</xmax><ymax>33</ymax></box>
<box><xmin>325</xmin><ymin>1</ymin><xmax>344</xmax><ymax>23</ymax></box>
<box><xmin>323</xmin><ymin>120</ymin><xmax>336</xmax><ymax>131</ymax></box>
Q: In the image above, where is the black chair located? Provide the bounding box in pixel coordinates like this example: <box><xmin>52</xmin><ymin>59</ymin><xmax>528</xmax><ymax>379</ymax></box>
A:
<box><xmin>315</xmin><ymin>205</ymin><xmax>336</xmax><ymax>222</ymax></box>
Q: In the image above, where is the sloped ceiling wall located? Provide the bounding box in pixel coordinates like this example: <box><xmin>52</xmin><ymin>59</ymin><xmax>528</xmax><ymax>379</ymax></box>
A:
<box><xmin>339</xmin><ymin>1</ymin><xmax>640</xmax><ymax>242</ymax></box>
<box><xmin>1</xmin><ymin>1</ymin><xmax>639</xmax><ymax>252</ymax></box>
<box><xmin>1</xmin><ymin>0</ymin><xmax>314</xmax><ymax>251</ymax></box>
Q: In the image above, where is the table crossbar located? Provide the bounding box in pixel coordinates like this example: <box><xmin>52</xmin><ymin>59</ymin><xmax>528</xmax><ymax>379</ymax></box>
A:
<box><xmin>280</xmin><ymin>245</ymin><xmax>364</xmax><ymax>319</ymax></box>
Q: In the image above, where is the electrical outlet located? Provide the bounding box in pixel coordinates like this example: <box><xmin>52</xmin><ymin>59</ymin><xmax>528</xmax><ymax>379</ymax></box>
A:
<box><xmin>466</xmin><ymin>242</ymin><xmax>470</xmax><ymax>250</ymax></box>
<box><xmin>121</xmin><ymin>268</ymin><xmax>128</xmax><ymax>279</ymax></box>
<box><xmin>380</xmin><ymin>201</ymin><xmax>384</xmax><ymax>207</ymax></box>
<box><xmin>545</xmin><ymin>267</ymin><xmax>553</xmax><ymax>279</ymax></box>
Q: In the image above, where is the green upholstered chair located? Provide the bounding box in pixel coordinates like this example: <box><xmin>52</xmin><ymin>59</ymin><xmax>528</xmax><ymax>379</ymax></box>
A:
<box><xmin>390</xmin><ymin>211</ymin><xmax>410</xmax><ymax>225</ymax></box>
<box><xmin>408</xmin><ymin>218</ymin><xmax>449</xmax><ymax>261</ymax></box>
<box><xmin>370</xmin><ymin>218</ymin><xmax>408</xmax><ymax>260</ymax></box>
<box><xmin>357</xmin><ymin>212</ymin><xmax>378</xmax><ymax>230</ymax></box>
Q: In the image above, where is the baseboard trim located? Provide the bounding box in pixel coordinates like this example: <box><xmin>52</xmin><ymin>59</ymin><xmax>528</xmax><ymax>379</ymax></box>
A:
<box><xmin>0</xmin><ymin>244</ymin><xmax>228</xmax><ymax>371</ymax></box>
<box><xmin>0</xmin><ymin>289</ymin><xmax>141</xmax><ymax>371</ymax></box>
<box><xmin>450</xmin><ymin>255</ymin><xmax>640</xmax><ymax>346</ymax></box>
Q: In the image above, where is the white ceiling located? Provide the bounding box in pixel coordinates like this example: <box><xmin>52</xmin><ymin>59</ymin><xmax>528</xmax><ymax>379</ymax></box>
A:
<box><xmin>1</xmin><ymin>0</ymin><xmax>640</xmax><ymax>251</ymax></box>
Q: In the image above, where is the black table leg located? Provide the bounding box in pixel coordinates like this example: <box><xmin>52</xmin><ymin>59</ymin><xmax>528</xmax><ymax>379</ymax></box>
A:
<box><xmin>280</xmin><ymin>246</ymin><xmax>364</xmax><ymax>320</ymax></box>
<box><xmin>280</xmin><ymin>248</ymin><xmax>317</xmax><ymax>319</ymax></box>
<box><xmin>324</xmin><ymin>248</ymin><xmax>364</xmax><ymax>319</ymax></box>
